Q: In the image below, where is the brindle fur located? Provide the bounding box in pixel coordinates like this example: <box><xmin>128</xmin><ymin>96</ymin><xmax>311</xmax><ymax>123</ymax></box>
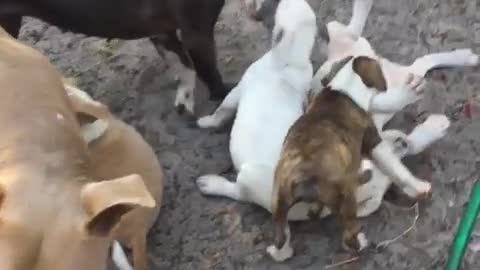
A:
<box><xmin>272</xmin><ymin>56</ymin><xmax>386</xmax><ymax>252</ymax></box>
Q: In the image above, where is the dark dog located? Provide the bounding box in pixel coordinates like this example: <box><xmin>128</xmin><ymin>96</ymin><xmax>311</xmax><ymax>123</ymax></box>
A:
<box><xmin>0</xmin><ymin>0</ymin><xmax>231</xmax><ymax>114</ymax></box>
<box><xmin>267</xmin><ymin>55</ymin><xmax>429</xmax><ymax>261</ymax></box>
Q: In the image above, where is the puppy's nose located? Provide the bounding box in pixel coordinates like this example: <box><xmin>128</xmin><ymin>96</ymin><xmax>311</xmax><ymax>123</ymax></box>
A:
<box><xmin>176</xmin><ymin>104</ymin><xmax>186</xmax><ymax>115</ymax></box>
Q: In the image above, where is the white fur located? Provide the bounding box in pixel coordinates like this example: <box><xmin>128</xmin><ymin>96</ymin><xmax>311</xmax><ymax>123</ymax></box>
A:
<box><xmin>311</xmin><ymin>0</ymin><xmax>475</xmax><ymax>216</ymax></box>
<box><xmin>112</xmin><ymin>241</ymin><xmax>133</xmax><ymax>270</ymax></box>
<box><xmin>357</xmin><ymin>232</ymin><xmax>369</xmax><ymax>250</ymax></box>
<box><xmin>159</xmin><ymin>48</ymin><xmax>196</xmax><ymax>114</ymax></box>
<box><xmin>197</xmin><ymin>0</ymin><xmax>318</xmax><ymax>221</ymax></box>
<box><xmin>355</xmin><ymin>115</ymin><xmax>450</xmax><ymax>216</ymax></box>
<box><xmin>266</xmin><ymin>225</ymin><xmax>294</xmax><ymax>262</ymax></box>
<box><xmin>81</xmin><ymin>119</ymin><xmax>109</xmax><ymax>144</ymax></box>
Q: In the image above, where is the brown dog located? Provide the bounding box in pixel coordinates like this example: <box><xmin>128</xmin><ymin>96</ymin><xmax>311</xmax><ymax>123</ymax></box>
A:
<box><xmin>64</xmin><ymin>82</ymin><xmax>164</xmax><ymax>270</ymax></box>
<box><xmin>267</xmin><ymin>56</ymin><xmax>401</xmax><ymax>261</ymax></box>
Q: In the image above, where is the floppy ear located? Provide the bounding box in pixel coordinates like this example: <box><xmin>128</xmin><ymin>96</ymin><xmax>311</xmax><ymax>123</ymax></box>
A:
<box><xmin>352</xmin><ymin>56</ymin><xmax>387</xmax><ymax>91</ymax></box>
<box><xmin>80</xmin><ymin>174</ymin><xmax>156</xmax><ymax>237</ymax></box>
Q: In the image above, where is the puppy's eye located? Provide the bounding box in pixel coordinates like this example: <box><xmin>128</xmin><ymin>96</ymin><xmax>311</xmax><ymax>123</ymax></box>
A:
<box><xmin>185</xmin><ymin>93</ymin><xmax>190</xmax><ymax>99</ymax></box>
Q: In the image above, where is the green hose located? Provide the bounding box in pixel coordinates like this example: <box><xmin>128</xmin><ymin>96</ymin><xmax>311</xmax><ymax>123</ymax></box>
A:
<box><xmin>446</xmin><ymin>181</ymin><xmax>480</xmax><ymax>270</ymax></box>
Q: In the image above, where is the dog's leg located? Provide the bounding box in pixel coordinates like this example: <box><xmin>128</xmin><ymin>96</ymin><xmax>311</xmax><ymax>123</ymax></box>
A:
<box><xmin>347</xmin><ymin>0</ymin><xmax>373</xmax><ymax>36</ymax></box>
<box><xmin>131</xmin><ymin>234</ymin><xmax>147</xmax><ymax>270</ymax></box>
<box><xmin>151</xmin><ymin>33</ymin><xmax>197</xmax><ymax>115</ymax></box>
<box><xmin>404</xmin><ymin>114</ymin><xmax>450</xmax><ymax>155</ymax></box>
<box><xmin>267</xmin><ymin>193</ymin><xmax>294</xmax><ymax>262</ymax></box>
<box><xmin>408</xmin><ymin>49</ymin><xmax>479</xmax><ymax>77</ymax></box>
<box><xmin>355</xmin><ymin>160</ymin><xmax>390</xmax><ymax>217</ymax></box>
<box><xmin>267</xmin><ymin>224</ymin><xmax>293</xmax><ymax>262</ymax></box>
<box><xmin>0</xmin><ymin>15</ymin><xmax>22</xmax><ymax>38</ymax></box>
<box><xmin>196</xmin><ymin>85</ymin><xmax>242</xmax><ymax>128</ymax></box>
<box><xmin>197</xmin><ymin>163</ymin><xmax>274</xmax><ymax>210</ymax></box>
<box><xmin>340</xmin><ymin>183</ymin><xmax>368</xmax><ymax>251</ymax></box>
<box><xmin>371</xmin><ymin>141</ymin><xmax>431</xmax><ymax>199</ymax></box>
<box><xmin>196</xmin><ymin>174</ymin><xmax>244</xmax><ymax>200</ymax></box>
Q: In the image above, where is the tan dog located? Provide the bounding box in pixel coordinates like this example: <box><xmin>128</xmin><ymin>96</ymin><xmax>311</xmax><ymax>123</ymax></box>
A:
<box><xmin>0</xmin><ymin>27</ymin><xmax>155</xmax><ymax>270</ymax></box>
<box><xmin>267</xmin><ymin>56</ymin><xmax>429</xmax><ymax>261</ymax></box>
<box><xmin>64</xmin><ymin>82</ymin><xmax>164</xmax><ymax>270</ymax></box>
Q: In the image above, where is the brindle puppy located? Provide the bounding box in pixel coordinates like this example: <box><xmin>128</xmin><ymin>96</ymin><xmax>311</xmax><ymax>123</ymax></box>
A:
<box><xmin>268</xmin><ymin>56</ymin><xmax>387</xmax><ymax>261</ymax></box>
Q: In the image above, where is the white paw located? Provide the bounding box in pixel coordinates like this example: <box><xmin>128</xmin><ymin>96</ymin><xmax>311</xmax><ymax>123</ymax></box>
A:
<box><xmin>197</xmin><ymin>115</ymin><xmax>217</xmax><ymax>128</ymax></box>
<box><xmin>266</xmin><ymin>244</ymin><xmax>294</xmax><ymax>262</ymax></box>
<box><xmin>357</xmin><ymin>232</ymin><xmax>369</xmax><ymax>251</ymax></box>
<box><xmin>422</xmin><ymin>114</ymin><xmax>450</xmax><ymax>135</ymax></box>
<box><xmin>455</xmin><ymin>49</ymin><xmax>479</xmax><ymax>66</ymax></box>
<box><xmin>402</xmin><ymin>179</ymin><xmax>432</xmax><ymax>200</ymax></box>
<box><xmin>196</xmin><ymin>175</ymin><xmax>224</xmax><ymax>195</ymax></box>
<box><xmin>408</xmin><ymin>114</ymin><xmax>450</xmax><ymax>154</ymax></box>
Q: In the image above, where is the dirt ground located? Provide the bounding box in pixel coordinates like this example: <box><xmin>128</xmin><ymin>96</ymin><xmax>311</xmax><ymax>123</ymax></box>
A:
<box><xmin>18</xmin><ymin>0</ymin><xmax>480</xmax><ymax>269</ymax></box>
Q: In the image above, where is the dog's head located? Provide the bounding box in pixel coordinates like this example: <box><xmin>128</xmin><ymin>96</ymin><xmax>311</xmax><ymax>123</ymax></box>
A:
<box><xmin>322</xmin><ymin>55</ymin><xmax>387</xmax><ymax>92</ymax></box>
<box><xmin>271</xmin><ymin>0</ymin><xmax>317</xmax><ymax>65</ymax></box>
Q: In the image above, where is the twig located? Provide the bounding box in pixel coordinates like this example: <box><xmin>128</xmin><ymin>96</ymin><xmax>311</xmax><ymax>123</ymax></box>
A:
<box><xmin>324</xmin><ymin>256</ymin><xmax>360</xmax><ymax>269</ymax></box>
<box><xmin>376</xmin><ymin>203</ymin><xmax>420</xmax><ymax>249</ymax></box>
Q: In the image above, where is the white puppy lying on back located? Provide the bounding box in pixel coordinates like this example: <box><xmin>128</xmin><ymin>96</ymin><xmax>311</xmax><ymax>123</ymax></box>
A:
<box><xmin>313</xmin><ymin>0</ymin><xmax>479</xmax><ymax>217</ymax></box>
<box><xmin>196</xmin><ymin>0</ymin><xmax>317</xmax><ymax>216</ymax></box>
<box><xmin>195</xmin><ymin>0</ymin><xmax>429</xmax><ymax>223</ymax></box>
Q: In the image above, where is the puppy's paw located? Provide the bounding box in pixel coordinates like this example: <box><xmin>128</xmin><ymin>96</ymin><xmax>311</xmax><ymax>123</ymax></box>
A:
<box><xmin>266</xmin><ymin>244</ymin><xmax>294</xmax><ymax>262</ymax></box>
<box><xmin>454</xmin><ymin>49</ymin><xmax>479</xmax><ymax>66</ymax></box>
<box><xmin>342</xmin><ymin>232</ymin><xmax>369</xmax><ymax>252</ymax></box>
<box><xmin>196</xmin><ymin>115</ymin><xmax>218</xmax><ymax>129</ymax></box>
<box><xmin>402</xmin><ymin>179</ymin><xmax>432</xmax><ymax>200</ymax></box>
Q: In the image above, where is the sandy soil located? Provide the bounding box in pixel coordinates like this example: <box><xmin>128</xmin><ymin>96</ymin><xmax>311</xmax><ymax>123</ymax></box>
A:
<box><xmin>18</xmin><ymin>0</ymin><xmax>480</xmax><ymax>269</ymax></box>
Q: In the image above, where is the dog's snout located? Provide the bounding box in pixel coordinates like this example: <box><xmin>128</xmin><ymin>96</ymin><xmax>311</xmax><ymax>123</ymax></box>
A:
<box><xmin>176</xmin><ymin>104</ymin><xmax>186</xmax><ymax>115</ymax></box>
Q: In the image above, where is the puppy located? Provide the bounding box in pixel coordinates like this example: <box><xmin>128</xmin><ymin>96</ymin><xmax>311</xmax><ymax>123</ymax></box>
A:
<box><xmin>268</xmin><ymin>56</ymin><xmax>395</xmax><ymax>261</ymax></box>
<box><xmin>64</xmin><ymin>82</ymin><xmax>164</xmax><ymax>270</ymax></box>
<box><xmin>311</xmin><ymin>0</ymin><xmax>478</xmax><ymax>217</ymax></box>
<box><xmin>196</xmin><ymin>0</ymin><xmax>318</xmax><ymax>219</ymax></box>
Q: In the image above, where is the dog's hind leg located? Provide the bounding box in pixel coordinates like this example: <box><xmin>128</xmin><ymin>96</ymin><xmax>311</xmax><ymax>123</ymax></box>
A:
<box><xmin>408</xmin><ymin>49</ymin><xmax>479</xmax><ymax>77</ymax></box>
<box><xmin>196</xmin><ymin>85</ymin><xmax>242</xmax><ymax>128</ymax></box>
<box><xmin>340</xmin><ymin>182</ymin><xmax>368</xmax><ymax>251</ymax></box>
<box><xmin>347</xmin><ymin>0</ymin><xmax>373</xmax><ymax>37</ymax></box>
<box><xmin>267</xmin><ymin>192</ymin><xmax>294</xmax><ymax>262</ymax></box>
<box><xmin>196</xmin><ymin>163</ymin><xmax>274</xmax><ymax>210</ymax></box>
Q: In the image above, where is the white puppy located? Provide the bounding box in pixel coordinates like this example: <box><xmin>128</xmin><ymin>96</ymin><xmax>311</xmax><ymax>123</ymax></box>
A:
<box><xmin>313</xmin><ymin>0</ymin><xmax>478</xmax><ymax>216</ymax></box>
<box><xmin>196</xmin><ymin>0</ymin><xmax>318</xmax><ymax>220</ymax></box>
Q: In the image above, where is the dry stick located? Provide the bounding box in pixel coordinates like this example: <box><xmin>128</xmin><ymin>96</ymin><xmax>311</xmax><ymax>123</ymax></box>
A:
<box><xmin>376</xmin><ymin>203</ymin><xmax>420</xmax><ymax>249</ymax></box>
<box><xmin>324</xmin><ymin>256</ymin><xmax>360</xmax><ymax>269</ymax></box>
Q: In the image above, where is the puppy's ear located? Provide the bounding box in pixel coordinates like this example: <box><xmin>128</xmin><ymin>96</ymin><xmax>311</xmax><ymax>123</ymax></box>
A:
<box><xmin>321</xmin><ymin>56</ymin><xmax>353</xmax><ymax>86</ymax></box>
<box><xmin>80</xmin><ymin>174</ymin><xmax>155</xmax><ymax>237</ymax></box>
<box><xmin>352</xmin><ymin>56</ymin><xmax>387</xmax><ymax>91</ymax></box>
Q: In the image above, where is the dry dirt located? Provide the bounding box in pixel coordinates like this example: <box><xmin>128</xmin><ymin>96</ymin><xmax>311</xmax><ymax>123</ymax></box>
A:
<box><xmin>18</xmin><ymin>0</ymin><xmax>480</xmax><ymax>269</ymax></box>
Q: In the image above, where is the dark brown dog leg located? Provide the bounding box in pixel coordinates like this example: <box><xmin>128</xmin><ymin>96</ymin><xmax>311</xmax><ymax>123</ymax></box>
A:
<box><xmin>182</xmin><ymin>30</ymin><xmax>233</xmax><ymax>100</ymax></box>
<box><xmin>339</xmin><ymin>184</ymin><xmax>368</xmax><ymax>251</ymax></box>
<box><xmin>267</xmin><ymin>198</ymin><xmax>294</xmax><ymax>261</ymax></box>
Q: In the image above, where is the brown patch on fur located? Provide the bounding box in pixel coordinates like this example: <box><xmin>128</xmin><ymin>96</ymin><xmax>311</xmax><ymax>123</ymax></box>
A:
<box><xmin>271</xmin><ymin>85</ymin><xmax>382</xmax><ymax>252</ymax></box>
<box><xmin>352</xmin><ymin>56</ymin><xmax>387</xmax><ymax>91</ymax></box>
